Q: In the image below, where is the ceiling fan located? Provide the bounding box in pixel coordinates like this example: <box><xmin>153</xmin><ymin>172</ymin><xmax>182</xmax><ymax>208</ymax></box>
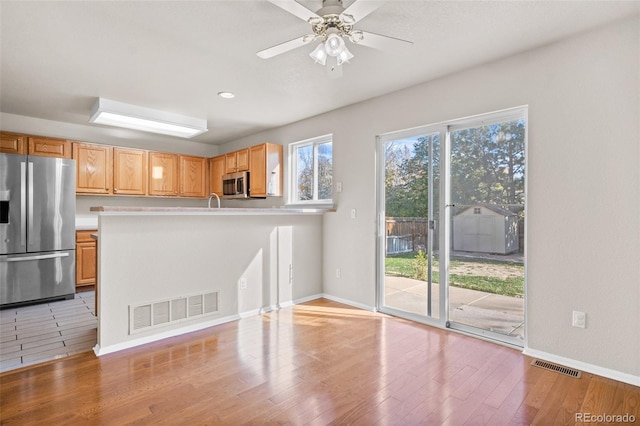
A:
<box><xmin>257</xmin><ymin>0</ymin><xmax>413</xmax><ymax>75</ymax></box>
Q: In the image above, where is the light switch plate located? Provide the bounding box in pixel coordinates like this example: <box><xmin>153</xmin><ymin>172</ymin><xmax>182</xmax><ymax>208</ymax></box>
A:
<box><xmin>350</xmin><ymin>208</ymin><xmax>356</xmax><ymax>219</ymax></box>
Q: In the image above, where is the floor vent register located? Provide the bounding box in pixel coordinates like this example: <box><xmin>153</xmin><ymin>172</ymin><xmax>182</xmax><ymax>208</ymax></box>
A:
<box><xmin>130</xmin><ymin>291</ymin><xmax>219</xmax><ymax>334</ymax></box>
<box><xmin>531</xmin><ymin>359</ymin><xmax>582</xmax><ymax>378</ymax></box>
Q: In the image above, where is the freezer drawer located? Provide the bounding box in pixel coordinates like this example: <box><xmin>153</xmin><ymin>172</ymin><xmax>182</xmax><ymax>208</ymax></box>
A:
<box><xmin>0</xmin><ymin>250</ymin><xmax>75</xmax><ymax>306</ymax></box>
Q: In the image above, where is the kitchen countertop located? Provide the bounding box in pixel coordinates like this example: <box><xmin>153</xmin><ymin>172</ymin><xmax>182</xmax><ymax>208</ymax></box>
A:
<box><xmin>89</xmin><ymin>206</ymin><xmax>336</xmax><ymax>215</ymax></box>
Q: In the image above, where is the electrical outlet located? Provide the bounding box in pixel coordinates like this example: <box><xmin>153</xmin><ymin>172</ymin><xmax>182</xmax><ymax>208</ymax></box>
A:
<box><xmin>240</xmin><ymin>277</ymin><xmax>247</xmax><ymax>290</ymax></box>
<box><xmin>350</xmin><ymin>208</ymin><xmax>357</xmax><ymax>219</ymax></box>
<box><xmin>572</xmin><ymin>310</ymin><xmax>586</xmax><ymax>328</ymax></box>
<box><xmin>336</xmin><ymin>268</ymin><xmax>341</xmax><ymax>278</ymax></box>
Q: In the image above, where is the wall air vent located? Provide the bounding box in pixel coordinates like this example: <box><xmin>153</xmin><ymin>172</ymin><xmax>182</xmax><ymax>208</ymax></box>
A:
<box><xmin>531</xmin><ymin>359</ymin><xmax>582</xmax><ymax>378</ymax></box>
<box><xmin>129</xmin><ymin>291</ymin><xmax>220</xmax><ymax>334</ymax></box>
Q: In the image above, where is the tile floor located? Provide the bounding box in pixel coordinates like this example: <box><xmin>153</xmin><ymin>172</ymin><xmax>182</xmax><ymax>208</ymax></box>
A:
<box><xmin>0</xmin><ymin>291</ymin><xmax>97</xmax><ymax>373</ymax></box>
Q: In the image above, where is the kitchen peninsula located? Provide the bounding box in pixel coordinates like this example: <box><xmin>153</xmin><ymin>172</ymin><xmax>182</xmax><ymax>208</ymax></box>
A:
<box><xmin>90</xmin><ymin>206</ymin><xmax>332</xmax><ymax>356</ymax></box>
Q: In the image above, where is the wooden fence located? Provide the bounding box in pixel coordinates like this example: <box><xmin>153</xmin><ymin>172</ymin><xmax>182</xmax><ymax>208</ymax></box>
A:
<box><xmin>385</xmin><ymin>217</ymin><xmax>434</xmax><ymax>254</ymax></box>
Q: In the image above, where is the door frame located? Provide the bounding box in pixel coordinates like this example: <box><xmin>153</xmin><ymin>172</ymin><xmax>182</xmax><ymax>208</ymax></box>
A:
<box><xmin>376</xmin><ymin>106</ymin><xmax>528</xmax><ymax>348</ymax></box>
<box><xmin>376</xmin><ymin>123</ymin><xmax>446</xmax><ymax>329</ymax></box>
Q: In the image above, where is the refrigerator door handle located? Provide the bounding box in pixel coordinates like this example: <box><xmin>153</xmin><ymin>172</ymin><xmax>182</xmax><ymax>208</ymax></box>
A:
<box><xmin>21</xmin><ymin>161</ymin><xmax>27</xmax><ymax>247</ymax></box>
<box><xmin>27</xmin><ymin>161</ymin><xmax>34</xmax><ymax>247</ymax></box>
<box><xmin>1</xmin><ymin>252</ymin><xmax>70</xmax><ymax>262</ymax></box>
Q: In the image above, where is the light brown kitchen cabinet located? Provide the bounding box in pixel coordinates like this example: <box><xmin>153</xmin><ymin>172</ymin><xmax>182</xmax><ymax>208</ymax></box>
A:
<box><xmin>148</xmin><ymin>151</ymin><xmax>179</xmax><ymax>196</ymax></box>
<box><xmin>249</xmin><ymin>143</ymin><xmax>283</xmax><ymax>197</ymax></box>
<box><xmin>225</xmin><ymin>148</ymin><xmax>249</xmax><ymax>174</ymax></box>
<box><xmin>28</xmin><ymin>136</ymin><xmax>72</xmax><ymax>158</ymax></box>
<box><xmin>76</xmin><ymin>230</ymin><xmax>97</xmax><ymax>288</ymax></box>
<box><xmin>179</xmin><ymin>155</ymin><xmax>208</xmax><ymax>198</ymax></box>
<box><xmin>209</xmin><ymin>155</ymin><xmax>225</xmax><ymax>196</ymax></box>
<box><xmin>73</xmin><ymin>142</ymin><xmax>113</xmax><ymax>194</ymax></box>
<box><xmin>0</xmin><ymin>132</ymin><xmax>26</xmax><ymax>154</ymax></box>
<box><xmin>113</xmin><ymin>147</ymin><xmax>147</xmax><ymax>195</ymax></box>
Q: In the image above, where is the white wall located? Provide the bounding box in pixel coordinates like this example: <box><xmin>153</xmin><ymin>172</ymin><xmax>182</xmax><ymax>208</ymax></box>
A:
<box><xmin>221</xmin><ymin>17</ymin><xmax>640</xmax><ymax>381</ymax></box>
<box><xmin>97</xmin><ymin>213</ymin><xmax>323</xmax><ymax>354</ymax></box>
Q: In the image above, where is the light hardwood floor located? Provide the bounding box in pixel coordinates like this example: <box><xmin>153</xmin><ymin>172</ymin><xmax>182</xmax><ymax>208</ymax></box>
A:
<box><xmin>1</xmin><ymin>298</ymin><xmax>638</xmax><ymax>424</ymax></box>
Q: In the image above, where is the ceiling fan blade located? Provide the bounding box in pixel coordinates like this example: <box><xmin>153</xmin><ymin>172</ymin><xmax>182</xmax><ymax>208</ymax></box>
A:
<box><xmin>356</xmin><ymin>31</ymin><xmax>413</xmax><ymax>52</ymax></box>
<box><xmin>340</xmin><ymin>0</ymin><xmax>381</xmax><ymax>24</ymax></box>
<box><xmin>267</xmin><ymin>0</ymin><xmax>320</xmax><ymax>23</ymax></box>
<box><xmin>257</xmin><ymin>36</ymin><xmax>310</xmax><ymax>59</ymax></box>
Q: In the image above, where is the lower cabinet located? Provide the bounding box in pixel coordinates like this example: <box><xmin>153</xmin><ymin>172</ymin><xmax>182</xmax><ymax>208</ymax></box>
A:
<box><xmin>76</xmin><ymin>230</ymin><xmax>97</xmax><ymax>288</ymax></box>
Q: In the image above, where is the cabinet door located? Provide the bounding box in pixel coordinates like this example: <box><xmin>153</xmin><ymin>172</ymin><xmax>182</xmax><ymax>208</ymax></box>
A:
<box><xmin>73</xmin><ymin>143</ymin><xmax>113</xmax><ymax>194</ymax></box>
<box><xmin>249</xmin><ymin>143</ymin><xmax>283</xmax><ymax>198</ymax></box>
<box><xmin>0</xmin><ymin>132</ymin><xmax>26</xmax><ymax>154</ymax></box>
<box><xmin>236</xmin><ymin>148</ymin><xmax>250</xmax><ymax>171</ymax></box>
<box><xmin>28</xmin><ymin>136</ymin><xmax>72</xmax><ymax>158</ymax></box>
<box><xmin>180</xmin><ymin>155</ymin><xmax>207</xmax><ymax>198</ymax></box>
<box><xmin>76</xmin><ymin>230</ymin><xmax>97</xmax><ymax>288</ymax></box>
<box><xmin>148</xmin><ymin>152</ymin><xmax>179</xmax><ymax>196</ymax></box>
<box><xmin>225</xmin><ymin>152</ymin><xmax>237</xmax><ymax>174</ymax></box>
<box><xmin>209</xmin><ymin>155</ymin><xmax>225</xmax><ymax>196</ymax></box>
<box><xmin>249</xmin><ymin>144</ymin><xmax>267</xmax><ymax>197</ymax></box>
<box><xmin>114</xmin><ymin>148</ymin><xmax>147</xmax><ymax>195</ymax></box>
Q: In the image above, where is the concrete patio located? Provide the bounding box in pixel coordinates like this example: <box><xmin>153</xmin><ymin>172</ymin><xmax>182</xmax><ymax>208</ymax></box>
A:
<box><xmin>384</xmin><ymin>276</ymin><xmax>524</xmax><ymax>340</ymax></box>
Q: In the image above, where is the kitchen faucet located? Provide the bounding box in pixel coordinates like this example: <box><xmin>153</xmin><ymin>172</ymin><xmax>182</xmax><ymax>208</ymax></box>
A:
<box><xmin>208</xmin><ymin>193</ymin><xmax>221</xmax><ymax>208</ymax></box>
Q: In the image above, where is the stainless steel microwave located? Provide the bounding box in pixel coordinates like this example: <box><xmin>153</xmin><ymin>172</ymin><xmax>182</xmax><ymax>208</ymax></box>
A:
<box><xmin>222</xmin><ymin>171</ymin><xmax>249</xmax><ymax>198</ymax></box>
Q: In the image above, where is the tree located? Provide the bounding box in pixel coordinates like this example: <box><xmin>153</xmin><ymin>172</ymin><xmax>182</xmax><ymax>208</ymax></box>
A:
<box><xmin>384</xmin><ymin>119</ymin><xmax>525</xmax><ymax>218</ymax></box>
<box><xmin>450</xmin><ymin>120</ymin><xmax>525</xmax><ymax>210</ymax></box>
<box><xmin>385</xmin><ymin>134</ymin><xmax>440</xmax><ymax>218</ymax></box>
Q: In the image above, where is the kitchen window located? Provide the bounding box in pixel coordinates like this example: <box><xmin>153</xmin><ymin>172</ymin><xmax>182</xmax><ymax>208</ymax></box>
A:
<box><xmin>289</xmin><ymin>134</ymin><xmax>333</xmax><ymax>204</ymax></box>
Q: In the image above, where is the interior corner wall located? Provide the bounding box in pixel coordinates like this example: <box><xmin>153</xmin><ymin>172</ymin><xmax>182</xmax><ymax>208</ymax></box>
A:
<box><xmin>224</xmin><ymin>17</ymin><xmax>640</xmax><ymax>379</ymax></box>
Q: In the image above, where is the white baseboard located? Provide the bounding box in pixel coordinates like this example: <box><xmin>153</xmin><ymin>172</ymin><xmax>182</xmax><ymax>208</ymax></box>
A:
<box><xmin>239</xmin><ymin>308</ymin><xmax>261</xmax><ymax>318</ymax></box>
<box><xmin>293</xmin><ymin>293</ymin><xmax>324</xmax><ymax>305</ymax></box>
<box><xmin>523</xmin><ymin>347</ymin><xmax>640</xmax><ymax>387</ymax></box>
<box><xmin>318</xmin><ymin>293</ymin><xmax>376</xmax><ymax>312</ymax></box>
<box><xmin>94</xmin><ymin>313</ymin><xmax>241</xmax><ymax>357</ymax></box>
<box><xmin>293</xmin><ymin>293</ymin><xmax>376</xmax><ymax>312</ymax></box>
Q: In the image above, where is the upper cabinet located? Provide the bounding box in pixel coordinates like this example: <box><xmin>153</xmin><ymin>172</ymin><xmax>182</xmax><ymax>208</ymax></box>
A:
<box><xmin>113</xmin><ymin>147</ymin><xmax>147</xmax><ymax>196</ymax></box>
<box><xmin>249</xmin><ymin>143</ymin><xmax>283</xmax><ymax>198</ymax></box>
<box><xmin>73</xmin><ymin>142</ymin><xmax>113</xmax><ymax>194</ymax></box>
<box><xmin>0</xmin><ymin>132</ymin><xmax>26</xmax><ymax>154</ymax></box>
<box><xmin>179</xmin><ymin>155</ymin><xmax>207</xmax><ymax>198</ymax></box>
<box><xmin>209</xmin><ymin>155</ymin><xmax>225</xmax><ymax>197</ymax></box>
<box><xmin>148</xmin><ymin>152</ymin><xmax>179</xmax><ymax>197</ymax></box>
<box><xmin>225</xmin><ymin>148</ymin><xmax>249</xmax><ymax>174</ymax></box>
<box><xmin>0</xmin><ymin>132</ymin><xmax>71</xmax><ymax>158</ymax></box>
<box><xmin>28</xmin><ymin>136</ymin><xmax>72</xmax><ymax>158</ymax></box>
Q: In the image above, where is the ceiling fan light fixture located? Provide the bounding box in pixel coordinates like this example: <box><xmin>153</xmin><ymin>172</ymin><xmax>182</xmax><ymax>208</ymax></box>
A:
<box><xmin>310</xmin><ymin>43</ymin><xmax>328</xmax><ymax>65</ymax></box>
<box><xmin>336</xmin><ymin>45</ymin><xmax>354</xmax><ymax>65</ymax></box>
<box><xmin>324</xmin><ymin>32</ymin><xmax>345</xmax><ymax>56</ymax></box>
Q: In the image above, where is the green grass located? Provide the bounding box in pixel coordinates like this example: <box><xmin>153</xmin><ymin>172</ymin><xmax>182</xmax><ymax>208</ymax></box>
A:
<box><xmin>385</xmin><ymin>252</ymin><xmax>524</xmax><ymax>297</ymax></box>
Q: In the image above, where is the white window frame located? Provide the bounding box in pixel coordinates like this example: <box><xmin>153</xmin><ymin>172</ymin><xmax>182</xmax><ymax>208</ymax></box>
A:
<box><xmin>288</xmin><ymin>134</ymin><xmax>333</xmax><ymax>206</ymax></box>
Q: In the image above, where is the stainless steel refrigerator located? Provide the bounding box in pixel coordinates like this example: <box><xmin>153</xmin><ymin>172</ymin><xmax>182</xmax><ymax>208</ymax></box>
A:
<box><xmin>1</xmin><ymin>153</ymin><xmax>76</xmax><ymax>307</ymax></box>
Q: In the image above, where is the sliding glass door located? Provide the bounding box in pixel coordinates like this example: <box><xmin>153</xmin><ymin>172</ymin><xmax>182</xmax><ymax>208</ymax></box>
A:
<box><xmin>377</xmin><ymin>108</ymin><xmax>526</xmax><ymax>346</ymax></box>
<box><xmin>378</xmin><ymin>126</ymin><xmax>442</xmax><ymax>322</ymax></box>
<box><xmin>446</xmin><ymin>114</ymin><xmax>526</xmax><ymax>345</ymax></box>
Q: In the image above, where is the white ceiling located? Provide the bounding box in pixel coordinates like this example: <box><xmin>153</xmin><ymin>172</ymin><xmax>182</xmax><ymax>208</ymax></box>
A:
<box><xmin>1</xmin><ymin>1</ymin><xmax>638</xmax><ymax>145</ymax></box>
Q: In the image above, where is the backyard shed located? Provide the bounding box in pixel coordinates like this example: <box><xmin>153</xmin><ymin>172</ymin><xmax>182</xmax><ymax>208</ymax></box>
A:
<box><xmin>453</xmin><ymin>205</ymin><xmax>519</xmax><ymax>254</ymax></box>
